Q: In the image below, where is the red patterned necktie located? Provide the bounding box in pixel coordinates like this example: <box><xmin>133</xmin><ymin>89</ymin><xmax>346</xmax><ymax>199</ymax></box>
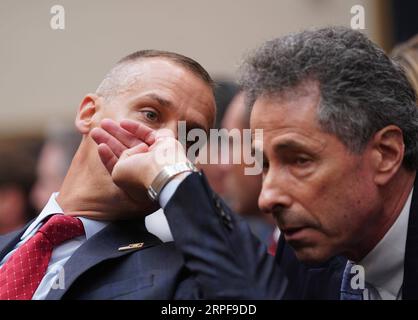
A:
<box><xmin>0</xmin><ymin>214</ymin><xmax>85</xmax><ymax>300</ymax></box>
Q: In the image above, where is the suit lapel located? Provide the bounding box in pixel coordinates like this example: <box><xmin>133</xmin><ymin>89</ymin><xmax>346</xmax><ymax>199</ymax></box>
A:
<box><xmin>45</xmin><ymin>219</ymin><xmax>162</xmax><ymax>300</ymax></box>
<box><xmin>0</xmin><ymin>220</ymin><xmax>34</xmax><ymax>261</ymax></box>
<box><xmin>402</xmin><ymin>177</ymin><xmax>418</xmax><ymax>299</ymax></box>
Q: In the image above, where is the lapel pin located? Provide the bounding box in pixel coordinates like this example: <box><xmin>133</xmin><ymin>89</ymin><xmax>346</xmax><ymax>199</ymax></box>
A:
<box><xmin>118</xmin><ymin>242</ymin><xmax>144</xmax><ymax>251</ymax></box>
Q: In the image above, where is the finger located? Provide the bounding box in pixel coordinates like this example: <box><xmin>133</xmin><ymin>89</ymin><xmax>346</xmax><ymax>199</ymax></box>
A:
<box><xmin>154</xmin><ymin>128</ymin><xmax>175</xmax><ymax>140</ymax></box>
<box><xmin>120</xmin><ymin>119</ymin><xmax>156</xmax><ymax>145</ymax></box>
<box><xmin>101</xmin><ymin>118</ymin><xmax>143</xmax><ymax>148</ymax></box>
<box><xmin>120</xmin><ymin>143</ymin><xmax>149</xmax><ymax>160</ymax></box>
<box><xmin>91</xmin><ymin>127</ymin><xmax>127</xmax><ymax>157</ymax></box>
<box><xmin>97</xmin><ymin>143</ymin><xmax>118</xmax><ymax>173</ymax></box>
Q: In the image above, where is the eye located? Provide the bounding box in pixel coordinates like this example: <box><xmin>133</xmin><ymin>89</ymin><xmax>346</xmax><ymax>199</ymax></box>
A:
<box><xmin>140</xmin><ymin>109</ymin><xmax>159</xmax><ymax>122</ymax></box>
<box><xmin>293</xmin><ymin>156</ymin><xmax>313</xmax><ymax>169</ymax></box>
<box><xmin>294</xmin><ymin>156</ymin><xmax>313</xmax><ymax>167</ymax></box>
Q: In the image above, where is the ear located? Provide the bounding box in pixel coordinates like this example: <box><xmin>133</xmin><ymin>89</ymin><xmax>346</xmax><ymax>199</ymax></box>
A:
<box><xmin>371</xmin><ymin>125</ymin><xmax>405</xmax><ymax>186</ymax></box>
<box><xmin>75</xmin><ymin>94</ymin><xmax>101</xmax><ymax>134</ymax></box>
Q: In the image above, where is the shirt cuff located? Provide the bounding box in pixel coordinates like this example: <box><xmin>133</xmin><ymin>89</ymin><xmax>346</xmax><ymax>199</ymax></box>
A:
<box><xmin>158</xmin><ymin>172</ymin><xmax>192</xmax><ymax>208</ymax></box>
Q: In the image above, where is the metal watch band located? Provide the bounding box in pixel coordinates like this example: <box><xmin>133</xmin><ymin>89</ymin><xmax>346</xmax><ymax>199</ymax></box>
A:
<box><xmin>147</xmin><ymin>162</ymin><xmax>198</xmax><ymax>202</ymax></box>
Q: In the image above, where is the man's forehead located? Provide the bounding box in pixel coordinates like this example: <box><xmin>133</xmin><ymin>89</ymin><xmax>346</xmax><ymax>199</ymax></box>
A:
<box><xmin>249</xmin><ymin>86</ymin><xmax>329</xmax><ymax>153</ymax></box>
<box><xmin>250</xmin><ymin>87</ymin><xmax>321</xmax><ymax>128</ymax></box>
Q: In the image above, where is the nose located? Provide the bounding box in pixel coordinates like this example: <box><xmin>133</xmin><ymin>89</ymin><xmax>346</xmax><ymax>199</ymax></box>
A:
<box><xmin>258</xmin><ymin>170</ymin><xmax>293</xmax><ymax>214</ymax></box>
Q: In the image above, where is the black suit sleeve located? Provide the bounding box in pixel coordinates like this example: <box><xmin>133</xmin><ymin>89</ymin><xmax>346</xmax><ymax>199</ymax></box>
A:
<box><xmin>164</xmin><ymin>172</ymin><xmax>288</xmax><ymax>299</ymax></box>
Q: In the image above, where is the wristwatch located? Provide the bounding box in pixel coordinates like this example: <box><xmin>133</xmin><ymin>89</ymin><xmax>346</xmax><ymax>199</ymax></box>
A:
<box><xmin>147</xmin><ymin>162</ymin><xmax>199</xmax><ymax>202</ymax></box>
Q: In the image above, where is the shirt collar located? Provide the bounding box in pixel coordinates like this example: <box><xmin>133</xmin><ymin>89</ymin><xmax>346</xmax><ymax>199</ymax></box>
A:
<box><xmin>22</xmin><ymin>193</ymin><xmax>108</xmax><ymax>241</ymax></box>
<box><xmin>359</xmin><ymin>187</ymin><xmax>413</xmax><ymax>299</ymax></box>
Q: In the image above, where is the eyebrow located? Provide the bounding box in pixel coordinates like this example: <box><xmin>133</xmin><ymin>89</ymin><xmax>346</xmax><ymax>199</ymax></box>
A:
<box><xmin>274</xmin><ymin>140</ymin><xmax>311</xmax><ymax>152</ymax></box>
<box><xmin>141</xmin><ymin>93</ymin><xmax>173</xmax><ymax>107</ymax></box>
<box><xmin>251</xmin><ymin>140</ymin><xmax>317</xmax><ymax>157</ymax></box>
<box><xmin>275</xmin><ymin>140</ymin><xmax>329</xmax><ymax>161</ymax></box>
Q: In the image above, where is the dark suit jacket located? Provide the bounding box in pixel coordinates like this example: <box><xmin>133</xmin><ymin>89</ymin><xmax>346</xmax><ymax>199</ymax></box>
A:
<box><xmin>0</xmin><ymin>219</ymin><xmax>199</xmax><ymax>299</ymax></box>
<box><xmin>163</xmin><ymin>172</ymin><xmax>418</xmax><ymax>299</ymax></box>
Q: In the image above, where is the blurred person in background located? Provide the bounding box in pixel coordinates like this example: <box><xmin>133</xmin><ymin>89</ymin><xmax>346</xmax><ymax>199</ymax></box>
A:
<box><xmin>221</xmin><ymin>92</ymin><xmax>277</xmax><ymax>248</ymax></box>
<box><xmin>0</xmin><ymin>144</ymin><xmax>38</xmax><ymax>234</ymax></box>
<box><xmin>392</xmin><ymin>34</ymin><xmax>418</xmax><ymax>102</ymax></box>
<box><xmin>199</xmin><ymin>82</ymin><xmax>277</xmax><ymax>248</ymax></box>
<box><xmin>30</xmin><ymin>125</ymin><xmax>81</xmax><ymax>212</ymax></box>
<box><xmin>198</xmin><ymin>80</ymin><xmax>238</xmax><ymax>195</ymax></box>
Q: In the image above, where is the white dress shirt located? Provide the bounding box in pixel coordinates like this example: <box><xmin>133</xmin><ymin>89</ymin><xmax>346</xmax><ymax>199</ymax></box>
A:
<box><xmin>359</xmin><ymin>188</ymin><xmax>414</xmax><ymax>300</ymax></box>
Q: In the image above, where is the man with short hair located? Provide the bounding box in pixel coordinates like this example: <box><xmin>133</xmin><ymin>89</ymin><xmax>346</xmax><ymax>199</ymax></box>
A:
<box><xmin>96</xmin><ymin>27</ymin><xmax>418</xmax><ymax>300</ymax></box>
<box><xmin>0</xmin><ymin>50</ymin><xmax>216</xmax><ymax>299</ymax></box>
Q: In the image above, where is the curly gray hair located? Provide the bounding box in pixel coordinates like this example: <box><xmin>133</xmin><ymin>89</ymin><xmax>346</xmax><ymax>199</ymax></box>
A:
<box><xmin>240</xmin><ymin>26</ymin><xmax>418</xmax><ymax>170</ymax></box>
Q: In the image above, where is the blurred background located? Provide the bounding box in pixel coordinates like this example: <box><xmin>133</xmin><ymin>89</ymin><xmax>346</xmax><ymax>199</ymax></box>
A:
<box><xmin>1</xmin><ymin>0</ymin><xmax>417</xmax><ymax>236</ymax></box>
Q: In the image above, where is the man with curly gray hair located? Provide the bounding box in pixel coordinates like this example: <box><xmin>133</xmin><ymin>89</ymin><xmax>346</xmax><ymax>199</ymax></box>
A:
<box><xmin>240</xmin><ymin>26</ymin><xmax>418</xmax><ymax>300</ymax></box>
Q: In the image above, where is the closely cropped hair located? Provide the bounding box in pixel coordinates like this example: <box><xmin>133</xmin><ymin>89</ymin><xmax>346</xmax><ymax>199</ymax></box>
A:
<box><xmin>240</xmin><ymin>26</ymin><xmax>418</xmax><ymax>170</ymax></box>
<box><xmin>97</xmin><ymin>50</ymin><xmax>214</xmax><ymax>100</ymax></box>
<box><xmin>119</xmin><ymin>50</ymin><xmax>214</xmax><ymax>90</ymax></box>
